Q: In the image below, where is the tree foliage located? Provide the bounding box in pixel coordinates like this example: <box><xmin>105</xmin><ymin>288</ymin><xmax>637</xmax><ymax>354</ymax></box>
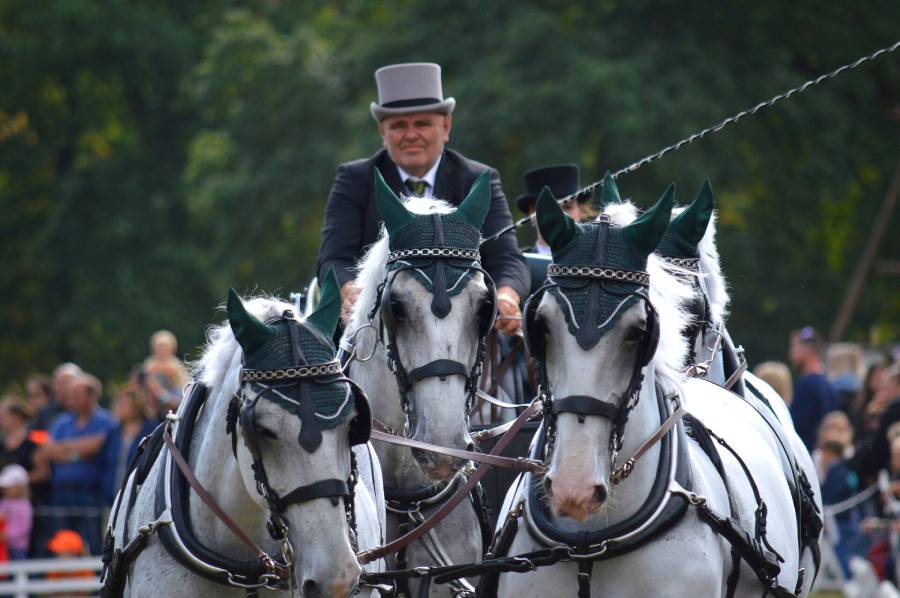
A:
<box><xmin>2</xmin><ymin>0</ymin><xmax>898</xmax><ymax>387</ymax></box>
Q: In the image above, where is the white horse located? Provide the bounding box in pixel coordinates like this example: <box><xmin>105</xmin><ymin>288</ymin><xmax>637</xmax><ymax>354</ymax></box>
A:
<box><xmin>342</xmin><ymin>171</ymin><xmax>496</xmax><ymax>596</ymax></box>
<box><xmin>104</xmin><ymin>271</ymin><xmax>385</xmax><ymax>597</ymax></box>
<box><xmin>493</xmin><ymin>179</ymin><xmax>808</xmax><ymax>598</ymax></box>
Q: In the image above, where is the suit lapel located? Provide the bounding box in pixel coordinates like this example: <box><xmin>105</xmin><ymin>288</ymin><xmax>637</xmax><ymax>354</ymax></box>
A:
<box><xmin>376</xmin><ymin>151</ymin><xmax>406</xmax><ymax>197</ymax></box>
<box><xmin>433</xmin><ymin>151</ymin><xmax>458</xmax><ymax>205</ymax></box>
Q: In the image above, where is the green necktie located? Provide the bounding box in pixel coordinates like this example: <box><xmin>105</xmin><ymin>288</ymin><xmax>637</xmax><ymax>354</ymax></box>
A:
<box><xmin>405</xmin><ymin>179</ymin><xmax>428</xmax><ymax>197</ymax></box>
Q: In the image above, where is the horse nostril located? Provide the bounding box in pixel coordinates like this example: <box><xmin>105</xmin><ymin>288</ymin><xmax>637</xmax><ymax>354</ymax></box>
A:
<box><xmin>543</xmin><ymin>475</ymin><xmax>553</xmax><ymax>497</ymax></box>
<box><xmin>594</xmin><ymin>484</ymin><xmax>608</xmax><ymax>504</ymax></box>
<box><xmin>301</xmin><ymin>579</ymin><xmax>325</xmax><ymax>598</ymax></box>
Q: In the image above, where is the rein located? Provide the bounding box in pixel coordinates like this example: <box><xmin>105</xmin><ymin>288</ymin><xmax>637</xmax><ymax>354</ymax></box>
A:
<box><xmin>357</xmin><ymin>399</ymin><xmax>542</xmax><ymax>565</ymax></box>
<box><xmin>369</xmin><ymin>423</ymin><xmax>544</xmax><ymax>473</ymax></box>
<box><xmin>611</xmin><ymin>402</ymin><xmax>685</xmax><ymax>484</ymax></box>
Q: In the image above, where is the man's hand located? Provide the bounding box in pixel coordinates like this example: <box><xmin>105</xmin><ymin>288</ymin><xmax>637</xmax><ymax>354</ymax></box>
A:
<box><xmin>495</xmin><ymin>287</ymin><xmax>522</xmax><ymax>336</ymax></box>
<box><xmin>340</xmin><ymin>280</ymin><xmax>361</xmax><ymax>324</ymax></box>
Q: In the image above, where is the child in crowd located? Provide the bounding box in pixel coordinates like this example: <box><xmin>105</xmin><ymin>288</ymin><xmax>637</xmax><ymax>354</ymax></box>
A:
<box><xmin>816</xmin><ymin>412</ymin><xmax>861</xmax><ymax>577</ymax></box>
<box><xmin>141</xmin><ymin>330</ymin><xmax>189</xmax><ymax>418</ymax></box>
<box><xmin>46</xmin><ymin>529</ymin><xmax>94</xmax><ymax>595</ymax></box>
<box><xmin>0</xmin><ymin>464</ymin><xmax>32</xmax><ymax>560</ymax></box>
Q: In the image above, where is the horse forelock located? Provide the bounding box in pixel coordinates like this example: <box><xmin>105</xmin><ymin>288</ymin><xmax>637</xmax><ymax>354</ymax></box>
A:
<box><xmin>696</xmin><ymin>210</ymin><xmax>729</xmax><ymax>325</ymax></box>
<box><xmin>194</xmin><ymin>296</ymin><xmax>297</xmax><ymax>398</ymax></box>
<box><xmin>344</xmin><ymin>195</ymin><xmax>462</xmax><ymax>342</ymax></box>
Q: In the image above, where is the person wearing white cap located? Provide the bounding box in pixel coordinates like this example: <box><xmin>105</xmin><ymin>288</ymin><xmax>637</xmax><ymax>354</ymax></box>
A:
<box><xmin>316</xmin><ymin>62</ymin><xmax>529</xmax><ymax>334</ymax></box>
<box><xmin>0</xmin><ymin>464</ymin><xmax>33</xmax><ymax>559</ymax></box>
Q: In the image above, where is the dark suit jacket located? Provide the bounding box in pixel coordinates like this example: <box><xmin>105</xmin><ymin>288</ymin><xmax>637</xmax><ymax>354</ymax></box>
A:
<box><xmin>317</xmin><ymin>148</ymin><xmax>530</xmax><ymax>300</ymax></box>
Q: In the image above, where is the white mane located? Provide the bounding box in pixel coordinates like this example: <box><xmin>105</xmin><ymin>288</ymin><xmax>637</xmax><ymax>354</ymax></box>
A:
<box><xmin>344</xmin><ymin>195</ymin><xmax>458</xmax><ymax>342</ymax></box>
<box><xmin>696</xmin><ymin>210</ymin><xmax>729</xmax><ymax>325</ymax></box>
<box><xmin>604</xmin><ymin>205</ymin><xmax>693</xmax><ymax>395</ymax></box>
<box><xmin>193</xmin><ymin>296</ymin><xmax>297</xmax><ymax>399</ymax></box>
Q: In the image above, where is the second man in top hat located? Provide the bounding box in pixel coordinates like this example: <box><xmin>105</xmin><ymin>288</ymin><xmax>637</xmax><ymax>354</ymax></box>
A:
<box><xmin>316</xmin><ymin>62</ymin><xmax>529</xmax><ymax>335</ymax></box>
<box><xmin>515</xmin><ymin>164</ymin><xmax>593</xmax><ymax>254</ymax></box>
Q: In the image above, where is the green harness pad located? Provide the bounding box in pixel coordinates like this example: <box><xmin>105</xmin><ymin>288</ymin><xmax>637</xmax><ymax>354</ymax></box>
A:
<box><xmin>549</xmin><ymin>221</ymin><xmax>648</xmax><ymax>336</ymax></box>
<box><xmin>244</xmin><ymin>320</ymin><xmax>353</xmax><ymax>427</ymax></box>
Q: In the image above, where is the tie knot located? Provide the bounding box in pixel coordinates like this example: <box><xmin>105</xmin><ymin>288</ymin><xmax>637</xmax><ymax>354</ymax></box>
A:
<box><xmin>405</xmin><ymin>179</ymin><xmax>428</xmax><ymax>197</ymax></box>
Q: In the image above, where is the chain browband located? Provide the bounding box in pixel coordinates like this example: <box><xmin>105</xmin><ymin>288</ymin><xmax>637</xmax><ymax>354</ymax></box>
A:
<box><xmin>240</xmin><ymin>361</ymin><xmax>343</xmax><ymax>382</ymax></box>
<box><xmin>547</xmin><ymin>264</ymin><xmax>650</xmax><ymax>286</ymax></box>
<box><xmin>662</xmin><ymin>257</ymin><xmax>700</xmax><ymax>270</ymax></box>
<box><xmin>387</xmin><ymin>247</ymin><xmax>481</xmax><ymax>263</ymax></box>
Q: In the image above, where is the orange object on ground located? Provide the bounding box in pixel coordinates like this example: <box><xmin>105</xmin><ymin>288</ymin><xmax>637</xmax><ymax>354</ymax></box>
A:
<box><xmin>47</xmin><ymin>529</ymin><xmax>84</xmax><ymax>555</ymax></box>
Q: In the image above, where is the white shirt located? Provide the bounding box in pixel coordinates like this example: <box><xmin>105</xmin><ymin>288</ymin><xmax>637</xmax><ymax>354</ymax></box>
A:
<box><xmin>534</xmin><ymin>241</ymin><xmax>552</xmax><ymax>255</ymax></box>
<box><xmin>396</xmin><ymin>155</ymin><xmax>442</xmax><ymax>199</ymax></box>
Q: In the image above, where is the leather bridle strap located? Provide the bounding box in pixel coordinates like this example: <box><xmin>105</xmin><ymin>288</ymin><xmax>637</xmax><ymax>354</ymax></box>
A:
<box><xmin>162</xmin><ymin>424</ymin><xmax>287</xmax><ymax>577</ymax></box>
<box><xmin>552</xmin><ymin>396</ymin><xmax>619</xmax><ymax>420</ymax></box>
<box><xmin>611</xmin><ymin>403</ymin><xmax>685</xmax><ymax>485</ymax></box>
<box><xmin>368</xmin><ymin>426</ymin><xmax>544</xmax><ymax>474</ymax></box>
<box><xmin>409</xmin><ymin>359</ymin><xmax>469</xmax><ymax>382</ymax></box>
<box><xmin>357</xmin><ymin>400</ymin><xmax>542</xmax><ymax>565</ymax></box>
<box><xmin>723</xmin><ymin>357</ymin><xmax>748</xmax><ymax>391</ymax></box>
<box><xmin>277</xmin><ymin>479</ymin><xmax>349</xmax><ymax>510</ymax></box>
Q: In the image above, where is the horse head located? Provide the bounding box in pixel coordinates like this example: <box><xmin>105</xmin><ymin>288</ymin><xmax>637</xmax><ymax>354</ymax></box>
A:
<box><xmin>526</xmin><ymin>174</ymin><xmax>683</xmax><ymax>521</ymax></box>
<box><xmin>226</xmin><ymin>269</ymin><xmax>369</xmax><ymax>596</ymax></box>
<box><xmin>348</xmin><ymin>169</ymin><xmax>495</xmax><ymax>482</ymax></box>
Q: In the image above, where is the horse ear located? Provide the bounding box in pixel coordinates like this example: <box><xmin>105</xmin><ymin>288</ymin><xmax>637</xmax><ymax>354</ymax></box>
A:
<box><xmin>306</xmin><ymin>268</ymin><xmax>341</xmax><ymax>338</ymax></box>
<box><xmin>669</xmin><ymin>179</ymin><xmax>714</xmax><ymax>247</ymax></box>
<box><xmin>455</xmin><ymin>170</ymin><xmax>491</xmax><ymax>229</ymax></box>
<box><xmin>227</xmin><ymin>289</ymin><xmax>274</xmax><ymax>355</ymax></box>
<box><xmin>536</xmin><ymin>186</ymin><xmax>577</xmax><ymax>253</ymax></box>
<box><xmin>623</xmin><ymin>184</ymin><xmax>675</xmax><ymax>257</ymax></box>
<box><xmin>374</xmin><ymin>167</ymin><xmax>414</xmax><ymax>236</ymax></box>
<box><xmin>596</xmin><ymin>171</ymin><xmax>622</xmax><ymax>210</ymax></box>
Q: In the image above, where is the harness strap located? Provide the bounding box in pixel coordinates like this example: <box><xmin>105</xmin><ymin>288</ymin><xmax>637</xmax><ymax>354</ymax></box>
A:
<box><xmin>162</xmin><ymin>424</ymin><xmax>289</xmax><ymax>579</ymax></box>
<box><xmin>612</xmin><ymin>404</ymin><xmax>685</xmax><ymax>484</ymax></box>
<box><xmin>552</xmin><ymin>396</ymin><xmax>619</xmax><ymax>420</ymax></box>
<box><xmin>357</xmin><ymin>400</ymin><xmax>542</xmax><ymax>565</ymax></box>
<box><xmin>277</xmin><ymin>478</ymin><xmax>349</xmax><ymax>510</ymax></box>
<box><xmin>409</xmin><ymin>359</ymin><xmax>469</xmax><ymax>382</ymax></box>
<box><xmin>577</xmin><ymin>560</ymin><xmax>594</xmax><ymax>598</ymax></box>
<box><xmin>370</xmin><ymin>421</ymin><xmax>544</xmax><ymax>473</ymax></box>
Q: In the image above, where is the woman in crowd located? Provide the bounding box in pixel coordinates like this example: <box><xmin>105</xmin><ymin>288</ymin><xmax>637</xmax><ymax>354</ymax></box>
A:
<box><xmin>102</xmin><ymin>384</ymin><xmax>157</xmax><ymax>504</ymax></box>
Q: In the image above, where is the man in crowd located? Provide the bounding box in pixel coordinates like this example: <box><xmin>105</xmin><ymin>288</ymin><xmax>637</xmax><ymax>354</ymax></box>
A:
<box><xmin>515</xmin><ymin>164</ymin><xmax>593</xmax><ymax>255</ymax></box>
<box><xmin>41</xmin><ymin>373</ymin><xmax>115</xmax><ymax>554</ymax></box>
<box><xmin>788</xmin><ymin>326</ymin><xmax>837</xmax><ymax>450</ymax></box>
<box><xmin>316</xmin><ymin>62</ymin><xmax>529</xmax><ymax>334</ymax></box>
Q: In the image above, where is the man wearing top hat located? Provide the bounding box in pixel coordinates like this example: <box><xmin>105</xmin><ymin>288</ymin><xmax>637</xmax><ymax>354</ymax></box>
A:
<box><xmin>316</xmin><ymin>62</ymin><xmax>529</xmax><ymax>335</ymax></box>
<box><xmin>516</xmin><ymin>164</ymin><xmax>594</xmax><ymax>255</ymax></box>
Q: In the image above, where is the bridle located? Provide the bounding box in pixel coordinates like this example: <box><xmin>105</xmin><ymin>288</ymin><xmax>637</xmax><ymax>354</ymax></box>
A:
<box><xmin>225</xmin><ymin>310</ymin><xmax>372</xmax><ymax>550</ymax></box>
<box><xmin>523</xmin><ymin>214</ymin><xmax>660</xmax><ymax>470</ymax></box>
<box><xmin>364</xmin><ymin>224</ymin><xmax>498</xmax><ymax>436</ymax></box>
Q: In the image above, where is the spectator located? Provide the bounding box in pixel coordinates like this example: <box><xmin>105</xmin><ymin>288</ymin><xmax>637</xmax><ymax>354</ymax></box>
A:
<box><xmin>753</xmin><ymin>361</ymin><xmax>793</xmax><ymax>405</ymax></box>
<box><xmin>827</xmin><ymin>343</ymin><xmax>865</xmax><ymax>413</ymax></box>
<box><xmin>817</xmin><ymin>435</ymin><xmax>861</xmax><ymax>577</ymax></box>
<box><xmin>49</xmin><ymin>363</ymin><xmax>81</xmax><ymax>419</ymax></box>
<box><xmin>25</xmin><ymin>374</ymin><xmax>57</xmax><ymax>436</ymax></box>
<box><xmin>102</xmin><ymin>384</ymin><xmax>157</xmax><ymax>504</ymax></box>
<box><xmin>0</xmin><ymin>464</ymin><xmax>33</xmax><ymax>560</ymax></box>
<box><xmin>141</xmin><ymin>330</ymin><xmax>189</xmax><ymax>419</ymax></box>
<box><xmin>46</xmin><ymin>529</ymin><xmax>94</xmax><ymax>592</ymax></box>
<box><xmin>855</xmin><ymin>365</ymin><xmax>900</xmax><ymax>480</ymax></box>
<box><xmin>0</xmin><ymin>395</ymin><xmax>50</xmax><ymax>488</ymax></box>
<box><xmin>39</xmin><ymin>373</ymin><xmax>115</xmax><ymax>555</ymax></box>
<box><xmin>850</xmin><ymin>360</ymin><xmax>890</xmax><ymax>442</ymax></box>
<box><xmin>788</xmin><ymin>326</ymin><xmax>837</xmax><ymax>451</ymax></box>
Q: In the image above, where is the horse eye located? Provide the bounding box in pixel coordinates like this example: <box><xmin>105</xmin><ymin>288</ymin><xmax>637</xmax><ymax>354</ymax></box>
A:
<box><xmin>624</xmin><ymin>327</ymin><xmax>644</xmax><ymax>343</ymax></box>
<box><xmin>390</xmin><ymin>298</ymin><xmax>407</xmax><ymax>320</ymax></box>
<box><xmin>256</xmin><ymin>426</ymin><xmax>278</xmax><ymax>440</ymax></box>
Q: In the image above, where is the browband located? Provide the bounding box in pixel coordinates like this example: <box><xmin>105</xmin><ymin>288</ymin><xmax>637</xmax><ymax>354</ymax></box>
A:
<box><xmin>547</xmin><ymin>265</ymin><xmax>650</xmax><ymax>286</ymax></box>
<box><xmin>240</xmin><ymin>361</ymin><xmax>343</xmax><ymax>382</ymax></box>
<box><xmin>387</xmin><ymin>247</ymin><xmax>481</xmax><ymax>263</ymax></box>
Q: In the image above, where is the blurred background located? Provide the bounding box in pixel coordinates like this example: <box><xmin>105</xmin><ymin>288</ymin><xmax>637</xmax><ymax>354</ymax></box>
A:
<box><xmin>1</xmin><ymin>0</ymin><xmax>898</xmax><ymax>386</ymax></box>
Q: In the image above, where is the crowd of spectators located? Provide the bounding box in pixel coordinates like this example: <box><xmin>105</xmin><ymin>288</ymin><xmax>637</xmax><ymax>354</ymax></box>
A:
<box><xmin>0</xmin><ymin>330</ymin><xmax>188</xmax><ymax>562</ymax></box>
<box><xmin>753</xmin><ymin>327</ymin><xmax>900</xmax><ymax>585</ymax></box>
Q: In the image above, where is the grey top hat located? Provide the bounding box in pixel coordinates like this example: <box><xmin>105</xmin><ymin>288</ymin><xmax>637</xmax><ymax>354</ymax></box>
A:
<box><xmin>370</xmin><ymin>63</ymin><xmax>456</xmax><ymax>121</ymax></box>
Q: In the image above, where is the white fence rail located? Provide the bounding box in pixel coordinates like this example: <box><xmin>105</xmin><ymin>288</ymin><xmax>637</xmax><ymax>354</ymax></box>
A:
<box><xmin>0</xmin><ymin>557</ymin><xmax>102</xmax><ymax>597</ymax></box>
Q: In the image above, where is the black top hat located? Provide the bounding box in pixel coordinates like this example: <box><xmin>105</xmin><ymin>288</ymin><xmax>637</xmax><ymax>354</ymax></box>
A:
<box><xmin>515</xmin><ymin>164</ymin><xmax>590</xmax><ymax>214</ymax></box>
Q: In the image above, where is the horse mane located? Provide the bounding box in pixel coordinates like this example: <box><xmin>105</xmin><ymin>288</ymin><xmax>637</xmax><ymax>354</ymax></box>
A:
<box><xmin>343</xmin><ymin>195</ymin><xmax>459</xmax><ymax>343</ymax></box>
<box><xmin>695</xmin><ymin>210</ymin><xmax>729</xmax><ymax>325</ymax></box>
<box><xmin>193</xmin><ymin>296</ymin><xmax>297</xmax><ymax>399</ymax></box>
<box><xmin>604</xmin><ymin>202</ymin><xmax>693</xmax><ymax>394</ymax></box>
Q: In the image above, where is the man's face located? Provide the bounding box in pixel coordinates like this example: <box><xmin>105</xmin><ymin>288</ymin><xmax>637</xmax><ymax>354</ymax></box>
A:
<box><xmin>788</xmin><ymin>338</ymin><xmax>807</xmax><ymax>368</ymax></box>
<box><xmin>69</xmin><ymin>383</ymin><xmax>93</xmax><ymax>415</ymax></box>
<box><xmin>379</xmin><ymin>112</ymin><xmax>451</xmax><ymax>176</ymax></box>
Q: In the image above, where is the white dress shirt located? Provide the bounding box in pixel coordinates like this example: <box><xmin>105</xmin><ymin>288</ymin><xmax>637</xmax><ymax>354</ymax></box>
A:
<box><xmin>396</xmin><ymin>155</ymin><xmax>443</xmax><ymax>199</ymax></box>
